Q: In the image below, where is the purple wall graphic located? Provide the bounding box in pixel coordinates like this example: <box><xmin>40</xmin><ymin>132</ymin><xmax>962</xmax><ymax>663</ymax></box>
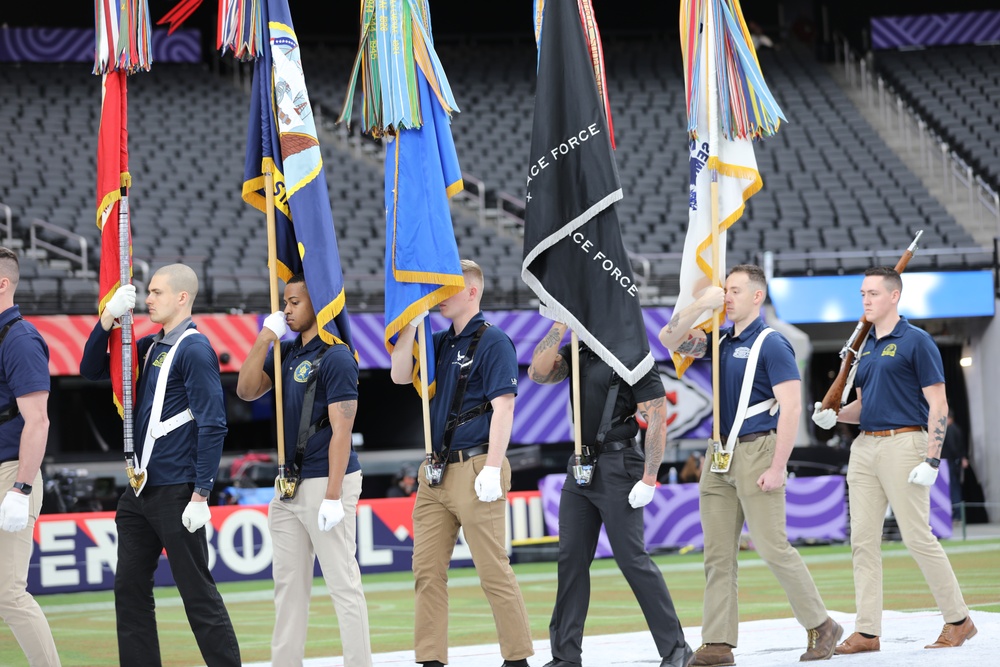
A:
<box><xmin>0</xmin><ymin>28</ymin><xmax>201</xmax><ymax>63</ymax></box>
<box><xmin>871</xmin><ymin>11</ymin><xmax>1000</xmax><ymax>49</ymax></box>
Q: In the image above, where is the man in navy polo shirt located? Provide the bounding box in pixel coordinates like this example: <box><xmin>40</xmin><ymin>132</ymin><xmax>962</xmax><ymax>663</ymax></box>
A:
<box><xmin>237</xmin><ymin>274</ymin><xmax>372</xmax><ymax>667</ymax></box>
<box><xmin>390</xmin><ymin>260</ymin><xmax>533</xmax><ymax>667</ymax></box>
<box><xmin>662</xmin><ymin>264</ymin><xmax>841</xmax><ymax>665</ymax></box>
<box><xmin>0</xmin><ymin>247</ymin><xmax>61</xmax><ymax>666</ymax></box>
<box><xmin>81</xmin><ymin>264</ymin><xmax>241</xmax><ymax>667</ymax></box>
<box><xmin>528</xmin><ymin>322</ymin><xmax>692</xmax><ymax>667</ymax></box>
<box><xmin>813</xmin><ymin>266</ymin><xmax>976</xmax><ymax>653</ymax></box>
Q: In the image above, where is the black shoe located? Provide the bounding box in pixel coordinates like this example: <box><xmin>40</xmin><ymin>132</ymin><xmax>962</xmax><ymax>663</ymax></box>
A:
<box><xmin>503</xmin><ymin>660</ymin><xmax>531</xmax><ymax>667</ymax></box>
<box><xmin>660</xmin><ymin>642</ymin><xmax>694</xmax><ymax>667</ymax></box>
<box><xmin>419</xmin><ymin>662</ymin><xmax>445</xmax><ymax>667</ymax></box>
<box><xmin>542</xmin><ymin>660</ymin><xmax>580</xmax><ymax>667</ymax></box>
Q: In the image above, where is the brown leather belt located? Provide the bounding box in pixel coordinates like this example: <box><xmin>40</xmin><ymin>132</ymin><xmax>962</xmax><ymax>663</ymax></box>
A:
<box><xmin>860</xmin><ymin>426</ymin><xmax>924</xmax><ymax>437</ymax></box>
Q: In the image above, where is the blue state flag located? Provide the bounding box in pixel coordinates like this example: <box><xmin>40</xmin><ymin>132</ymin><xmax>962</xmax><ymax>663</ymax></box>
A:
<box><xmin>384</xmin><ymin>67</ymin><xmax>464</xmax><ymax>397</ymax></box>
<box><xmin>242</xmin><ymin>0</ymin><xmax>353</xmax><ymax>353</ymax></box>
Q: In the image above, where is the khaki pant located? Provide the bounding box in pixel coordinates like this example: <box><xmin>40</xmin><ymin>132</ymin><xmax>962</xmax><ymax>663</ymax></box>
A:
<box><xmin>0</xmin><ymin>462</ymin><xmax>60</xmax><ymax>666</ymax></box>
<box><xmin>699</xmin><ymin>435</ymin><xmax>828</xmax><ymax>646</ymax></box>
<box><xmin>412</xmin><ymin>455</ymin><xmax>533</xmax><ymax>663</ymax></box>
<box><xmin>269</xmin><ymin>471</ymin><xmax>372</xmax><ymax>667</ymax></box>
<box><xmin>847</xmin><ymin>432</ymin><xmax>968</xmax><ymax>635</ymax></box>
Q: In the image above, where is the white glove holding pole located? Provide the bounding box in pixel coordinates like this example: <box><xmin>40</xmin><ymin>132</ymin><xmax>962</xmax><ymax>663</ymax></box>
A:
<box><xmin>409</xmin><ymin>310</ymin><xmax>430</xmax><ymax>328</ymax></box>
<box><xmin>262</xmin><ymin>311</ymin><xmax>287</xmax><ymax>339</ymax></box>
<box><xmin>908</xmin><ymin>462</ymin><xmax>939</xmax><ymax>486</ymax></box>
<box><xmin>0</xmin><ymin>491</ymin><xmax>30</xmax><ymax>532</ymax></box>
<box><xmin>105</xmin><ymin>284</ymin><xmax>137</xmax><ymax>319</ymax></box>
<box><xmin>181</xmin><ymin>501</ymin><xmax>211</xmax><ymax>533</ymax></box>
<box><xmin>317</xmin><ymin>499</ymin><xmax>345</xmax><ymax>531</ymax></box>
<box><xmin>628</xmin><ymin>480</ymin><xmax>656</xmax><ymax>509</ymax></box>
<box><xmin>811</xmin><ymin>402</ymin><xmax>838</xmax><ymax>430</ymax></box>
<box><xmin>474</xmin><ymin>465</ymin><xmax>503</xmax><ymax>502</ymax></box>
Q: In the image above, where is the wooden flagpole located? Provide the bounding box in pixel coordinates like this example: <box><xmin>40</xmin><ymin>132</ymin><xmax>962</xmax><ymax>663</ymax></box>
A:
<box><xmin>417</xmin><ymin>320</ymin><xmax>433</xmax><ymax>458</ymax></box>
<box><xmin>264</xmin><ymin>170</ymin><xmax>289</xmax><ymax>494</ymax></box>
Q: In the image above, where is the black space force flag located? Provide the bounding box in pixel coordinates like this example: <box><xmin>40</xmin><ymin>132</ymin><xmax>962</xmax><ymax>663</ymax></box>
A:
<box><xmin>521</xmin><ymin>0</ymin><xmax>653</xmax><ymax>385</ymax></box>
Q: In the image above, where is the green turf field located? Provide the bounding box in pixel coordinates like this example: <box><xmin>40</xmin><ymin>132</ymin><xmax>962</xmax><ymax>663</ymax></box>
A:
<box><xmin>3</xmin><ymin>539</ymin><xmax>998</xmax><ymax>666</ymax></box>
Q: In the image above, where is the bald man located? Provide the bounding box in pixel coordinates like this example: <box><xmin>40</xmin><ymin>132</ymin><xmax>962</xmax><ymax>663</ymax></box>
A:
<box><xmin>81</xmin><ymin>264</ymin><xmax>241</xmax><ymax>667</ymax></box>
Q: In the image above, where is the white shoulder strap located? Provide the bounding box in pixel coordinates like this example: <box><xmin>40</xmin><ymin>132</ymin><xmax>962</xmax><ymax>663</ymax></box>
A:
<box><xmin>725</xmin><ymin>327</ymin><xmax>777</xmax><ymax>451</ymax></box>
<box><xmin>134</xmin><ymin>328</ymin><xmax>201</xmax><ymax>493</ymax></box>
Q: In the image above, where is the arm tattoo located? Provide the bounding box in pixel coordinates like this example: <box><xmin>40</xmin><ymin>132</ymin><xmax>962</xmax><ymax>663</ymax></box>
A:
<box><xmin>676</xmin><ymin>333</ymin><xmax>707</xmax><ymax>358</ymax></box>
<box><xmin>639</xmin><ymin>396</ymin><xmax>666</xmax><ymax>476</ymax></box>
<box><xmin>335</xmin><ymin>400</ymin><xmax>357</xmax><ymax>420</ymax></box>
<box><xmin>928</xmin><ymin>415</ymin><xmax>946</xmax><ymax>458</ymax></box>
<box><xmin>533</xmin><ymin>327</ymin><xmax>562</xmax><ymax>357</ymax></box>
<box><xmin>531</xmin><ymin>356</ymin><xmax>569</xmax><ymax>384</ymax></box>
<box><xmin>529</xmin><ymin>327</ymin><xmax>570</xmax><ymax>383</ymax></box>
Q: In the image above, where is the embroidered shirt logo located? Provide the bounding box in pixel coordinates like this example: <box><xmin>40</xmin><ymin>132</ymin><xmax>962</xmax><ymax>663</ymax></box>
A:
<box><xmin>453</xmin><ymin>351</ymin><xmax>473</xmax><ymax>369</ymax></box>
<box><xmin>293</xmin><ymin>360</ymin><xmax>313</xmax><ymax>382</ymax></box>
<box><xmin>881</xmin><ymin>344</ymin><xmax>897</xmax><ymax>358</ymax></box>
<box><xmin>511</xmin><ymin>377</ymin><xmax>517</xmax><ymax>386</ymax></box>
<box><xmin>151</xmin><ymin>351</ymin><xmax>168</xmax><ymax>368</ymax></box>
<box><xmin>732</xmin><ymin>346</ymin><xmax>751</xmax><ymax>359</ymax></box>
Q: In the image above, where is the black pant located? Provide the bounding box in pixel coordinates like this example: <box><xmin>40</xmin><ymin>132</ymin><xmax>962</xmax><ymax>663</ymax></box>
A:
<box><xmin>114</xmin><ymin>484</ymin><xmax>241</xmax><ymax>667</ymax></box>
<box><xmin>549</xmin><ymin>444</ymin><xmax>685</xmax><ymax>662</ymax></box>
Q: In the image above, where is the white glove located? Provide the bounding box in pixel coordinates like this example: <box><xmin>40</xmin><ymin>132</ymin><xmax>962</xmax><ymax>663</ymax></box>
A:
<box><xmin>628</xmin><ymin>480</ymin><xmax>656</xmax><ymax>509</ymax></box>
<box><xmin>317</xmin><ymin>498</ymin><xmax>345</xmax><ymax>531</ymax></box>
<box><xmin>908</xmin><ymin>461</ymin><xmax>939</xmax><ymax>486</ymax></box>
<box><xmin>262</xmin><ymin>311</ymin><xmax>287</xmax><ymax>338</ymax></box>
<box><xmin>474</xmin><ymin>465</ymin><xmax>503</xmax><ymax>502</ymax></box>
<box><xmin>105</xmin><ymin>284</ymin><xmax>137</xmax><ymax>319</ymax></box>
<box><xmin>409</xmin><ymin>310</ymin><xmax>429</xmax><ymax>328</ymax></box>
<box><xmin>181</xmin><ymin>500</ymin><xmax>212</xmax><ymax>533</ymax></box>
<box><xmin>0</xmin><ymin>490</ymin><xmax>30</xmax><ymax>532</ymax></box>
<box><xmin>811</xmin><ymin>402</ymin><xmax>838</xmax><ymax>430</ymax></box>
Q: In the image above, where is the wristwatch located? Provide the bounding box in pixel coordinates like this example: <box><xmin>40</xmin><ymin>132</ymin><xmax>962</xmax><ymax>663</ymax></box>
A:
<box><xmin>924</xmin><ymin>457</ymin><xmax>941</xmax><ymax>469</ymax></box>
<box><xmin>194</xmin><ymin>486</ymin><xmax>212</xmax><ymax>498</ymax></box>
<box><xmin>12</xmin><ymin>481</ymin><xmax>32</xmax><ymax>495</ymax></box>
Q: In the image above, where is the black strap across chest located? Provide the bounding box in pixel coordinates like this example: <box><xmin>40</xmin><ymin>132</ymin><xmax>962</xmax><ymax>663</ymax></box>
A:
<box><xmin>0</xmin><ymin>317</ymin><xmax>24</xmax><ymax>427</ymax></box>
<box><xmin>440</xmin><ymin>322</ymin><xmax>491</xmax><ymax>459</ymax></box>
<box><xmin>294</xmin><ymin>343</ymin><xmax>331</xmax><ymax>456</ymax></box>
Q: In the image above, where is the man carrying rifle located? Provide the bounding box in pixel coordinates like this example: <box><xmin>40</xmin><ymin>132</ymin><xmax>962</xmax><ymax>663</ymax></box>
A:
<box><xmin>812</xmin><ymin>266</ymin><xmax>977</xmax><ymax>653</ymax></box>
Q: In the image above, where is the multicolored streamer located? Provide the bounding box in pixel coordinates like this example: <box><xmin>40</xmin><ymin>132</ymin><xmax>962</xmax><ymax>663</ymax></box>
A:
<box><xmin>94</xmin><ymin>0</ymin><xmax>153</xmax><ymax>73</ymax></box>
<box><xmin>339</xmin><ymin>0</ymin><xmax>459</xmax><ymax>136</ymax></box>
<box><xmin>680</xmin><ymin>0</ymin><xmax>784</xmax><ymax>140</ymax></box>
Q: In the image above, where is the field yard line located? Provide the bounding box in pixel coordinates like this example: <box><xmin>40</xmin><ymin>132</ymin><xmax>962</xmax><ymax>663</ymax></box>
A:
<box><xmin>37</xmin><ymin>541</ymin><xmax>999</xmax><ymax>615</ymax></box>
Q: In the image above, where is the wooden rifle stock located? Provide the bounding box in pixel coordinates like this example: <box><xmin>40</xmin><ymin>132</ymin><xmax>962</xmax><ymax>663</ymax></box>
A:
<box><xmin>819</xmin><ymin>231</ymin><xmax>924</xmax><ymax>411</ymax></box>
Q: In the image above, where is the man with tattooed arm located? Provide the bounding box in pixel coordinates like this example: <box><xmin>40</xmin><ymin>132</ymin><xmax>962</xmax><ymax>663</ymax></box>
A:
<box><xmin>528</xmin><ymin>321</ymin><xmax>691</xmax><ymax>667</ymax></box>
<box><xmin>811</xmin><ymin>266</ymin><xmax>976</xmax><ymax>654</ymax></box>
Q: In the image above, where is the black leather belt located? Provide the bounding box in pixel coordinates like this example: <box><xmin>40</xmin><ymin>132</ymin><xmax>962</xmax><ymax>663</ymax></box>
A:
<box><xmin>444</xmin><ymin>443</ymin><xmax>490</xmax><ymax>463</ymax></box>
<box><xmin>581</xmin><ymin>440</ymin><xmax>630</xmax><ymax>458</ymax></box>
<box><xmin>722</xmin><ymin>429</ymin><xmax>776</xmax><ymax>444</ymax></box>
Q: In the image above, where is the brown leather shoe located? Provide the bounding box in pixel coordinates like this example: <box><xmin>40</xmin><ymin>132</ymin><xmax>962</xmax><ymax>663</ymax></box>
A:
<box><xmin>800</xmin><ymin>617</ymin><xmax>844</xmax><ymax>661</ymax></box>
<box><xmin>925</xmin><ymin>617</ymin><xmax>978</xmax><ymax>648</ymax></box>
<box><xmin>834</xmin><ymin>632</ymin><xmax>880</xmax><ymax>655</ymax></box>
<box><xmin>687</xmin><ymin>643</ymin><xmax>735</xmax><ymax>667</ymax></box>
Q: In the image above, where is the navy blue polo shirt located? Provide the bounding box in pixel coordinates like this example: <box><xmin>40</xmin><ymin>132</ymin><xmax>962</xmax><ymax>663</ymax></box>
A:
<box><xmin>264</xmin><ymin>336</ymin><xmax>360</xmax><ymax>479</ymax></box>
<box><xmin>708</xmin><ymin>317</ymin><xmax>799</xmax><ymax>437</ymax></box>
<box><xmin>855</xmin><ymin>316</ymin><xmax>944</xmax><ymax>431</ymax></box>
<box><xmin>431</xmin><ymin>313</ymin><xmax>518</xmax><ymax>451</ymax></box>
<box><xmin>81</xmin><ymin>319</ymin><xmax>227</xmax><ymax>488</ymax></box>
<box><xmin>558</xmin><ymin>343</ymin><xmax>663</xmax><ymax>445</ymax></box>
<box><xmin>0</xmin><ymin>306</ymin><xmax>50</xmax><ymax>463</ymax></box>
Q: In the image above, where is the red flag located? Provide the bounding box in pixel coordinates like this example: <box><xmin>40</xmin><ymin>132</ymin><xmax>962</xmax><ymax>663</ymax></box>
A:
<box><xmin>96</xmin><ymin>70</ymin><xmax>136</xmax><ymax>416</ymax></box>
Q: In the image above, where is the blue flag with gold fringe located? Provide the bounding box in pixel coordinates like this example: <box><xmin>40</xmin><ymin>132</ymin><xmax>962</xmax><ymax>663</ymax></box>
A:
<box><xmin>384</xmin><ymin>66</ymin><xmax>465</xmax><ymax>398</ymax></box>
<box><xmin>242</xmin><ymin>0</ymin><xmax>353</xmax><ymax>352</ymax></box>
